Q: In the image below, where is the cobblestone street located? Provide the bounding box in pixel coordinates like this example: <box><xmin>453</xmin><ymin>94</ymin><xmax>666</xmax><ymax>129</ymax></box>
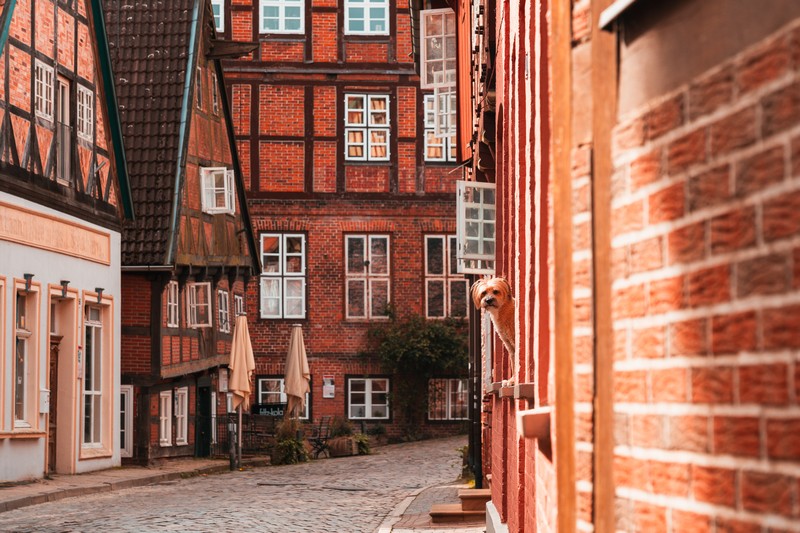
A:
<box><xmin>0</xmin><ymin>436</ymin><xmax>469</xmax><ymax>533</ymax></box>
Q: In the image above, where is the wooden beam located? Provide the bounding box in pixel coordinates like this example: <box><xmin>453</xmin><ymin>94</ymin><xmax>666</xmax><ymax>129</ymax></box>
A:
<box><xmin>591</xmin><ymin>0</ymin><xmax>618</xmax><ymax>531</ymax></box>
<box><xmin>551</xmin><ymin>0</ymin><xmax>576</xmax><ymax>531</ymax></box>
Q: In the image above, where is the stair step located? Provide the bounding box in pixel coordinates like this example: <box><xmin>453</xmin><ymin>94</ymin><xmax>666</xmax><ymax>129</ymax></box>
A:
<box><xmin>429</xmin><ymin>503</ymin><xmax>485</xmax><ymax>523</ymax></box>
<box><xmin>458</xmin><ymin>488</ymin><xmax>492</xmax><ymax>511</ymax></box>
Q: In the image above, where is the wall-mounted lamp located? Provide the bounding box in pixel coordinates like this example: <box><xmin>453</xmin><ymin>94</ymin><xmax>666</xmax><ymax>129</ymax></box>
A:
<box><xmin>60</xmin><ymin>280</ymin><xmax>70</xmax><ymax>299</ymax></box>
<box><xmin>23</xmin><ymin>273</ymin><xmax>34</xmax><ymax>292</ymax></box>
<box><xmin>95</xmin><ymin>288</ymin><xmax>104</xmax><ymax>303</ymax></box>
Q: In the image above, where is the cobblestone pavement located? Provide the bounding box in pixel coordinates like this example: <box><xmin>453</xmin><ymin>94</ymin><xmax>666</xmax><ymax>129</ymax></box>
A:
<box><xmin>0</xmin><ymin>436</ymin><xmax>469</xmax><ymax>533</ymax></box>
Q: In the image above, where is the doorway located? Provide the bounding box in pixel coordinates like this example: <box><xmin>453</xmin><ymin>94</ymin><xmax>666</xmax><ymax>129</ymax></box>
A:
<box><xmin>196</xmin><ymin>385</ymin><xmax>212</xmax><ymax>457</ymax></box>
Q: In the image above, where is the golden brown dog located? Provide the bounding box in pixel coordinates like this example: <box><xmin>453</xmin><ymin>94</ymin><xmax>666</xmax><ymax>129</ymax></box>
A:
<box><xmin>471</xmin><ymin>277</ymin><xmax>517</xmax><ymax>385</ymax></box>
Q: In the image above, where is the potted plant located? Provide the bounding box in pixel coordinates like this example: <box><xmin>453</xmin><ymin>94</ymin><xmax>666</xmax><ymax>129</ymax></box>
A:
<box><xmin>327</xmin><ymin>416</ymin><xmax>358</xmax><ymax>457</ymax></box>
<box><xmin>271</xmin><ymin>418</ymin><xmax>309</xmax><ymax>465</ymax></box>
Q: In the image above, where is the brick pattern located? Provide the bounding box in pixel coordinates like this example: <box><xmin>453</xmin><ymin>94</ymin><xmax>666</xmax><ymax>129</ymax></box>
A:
<box><xmin>610</xmin><ymin>20</ymin><xmax>800</xmax><ymax>531</ymax></box>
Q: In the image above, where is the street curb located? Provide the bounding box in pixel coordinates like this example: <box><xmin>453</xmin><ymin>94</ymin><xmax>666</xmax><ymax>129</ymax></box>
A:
<box><xmin>375</xmin><ymin>486</ymin><xmax>426</xmax><ymax>533</ymax></box>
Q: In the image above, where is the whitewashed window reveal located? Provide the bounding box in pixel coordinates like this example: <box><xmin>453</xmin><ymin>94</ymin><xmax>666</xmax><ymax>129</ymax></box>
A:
<box><xmin>187</xmin><ymin>282</ymin><xmax>212</xmax><ymax>327</ymax></box>
<box><xmin>210</xmin><ymin>391</ymin><xmax>218</xmax><ymax>444</ymax></box>
<box><xmin>14</xmin><ymin>290</ymin><xmax>34</xmax><ymax>428</ymax></box>
<box><xmin>196</xmin><ymin>67</ymin><xmax>203</xmax><ymax>109</ymax></box>
<box><xmin>345</xmin><ymin>0</ymin><xmax>388</xmax><ymax>34</ymax></box>
<box><xmin>424</xmin><ymin>95</ymin><xmax>456</xmax><ymax>162</ymax></box>
<box><xmin>159</xmin><ymin>390</ymin><xmax>172</xmax><ymax>446</ymax></box>
<box><xmin>234</xmin><ymin>293</ymin><xmax>245</xmax><ymax>317</ymax></box>
<box><xmin>175</xmin><ymin>387</ymin><xmax>188</xmax><ymax>445</ymax></box>
<box><xmin>257</xmin><ymin>377</ymin><xmax>309</xmax><ymax>419</ymax></box>
<box><xmin>167</xmin><ymin>281</ymin><xmax>179</xmax><ymax>327</ymax></box>
<box><xmin>428</xmin><ymin>378</ymin><xmax>468</xmax><ymax>420</ymax></box>
<box><xmin>456</xmin><ymin>180</ymin><xmax>496</xmax><ymax>274</ymax></box>
<box><xmin>346</xmin><ymin>235</ymin><xmax>390</xmax><ymax>319</ymax></box>
<box><xmin>345</xmin><ymin>94</ymin><xmax>390</xmax><ymax>161</ymax></box>
<box><xmin>83</xmin><ymin>306</ymin><xmax>103</xmax><ymax>446</ymax></box>
<box><xmin>420</xmin><ymin>9</ymin><xmax>456</xmax><ymax>90</ymax></box>
<box><xmin>211</xmin><ymin>0</ymin><xmax>225</xmax><ymax>32</ymax></box>
<box><xmin>76</xmin><ymin>85</ymin><xmax>94</xmax><ymax>141</ymax></box>
<box><xmin>34</xmin><ymin>60</ymin><xmax>55</xmax><ymax>120</ymax></box>
<box><xmin>425</xmin><ymin>235</ymin><xmax>468</xmax><ymax>318</ymax></box>
<box><xmin>211</xmin><ymin>72</ymin><xmax>220</xmax><ymax>115</ymax></box>
<box><xmin>348</xmin><ymin>378</ymin><xmax>389</xmax><ymax>419</ymax></box>
<box><xmin>260</xmin><ymin>233</ymin><xmax>306</xmax><ymax>319</ymax></box>
<box><xmin>260</xmin><ymin>0</ymin><xmax>304</xmax><ymax>34</ymax></box>
<box><xmin>218</xmin><ymin>289</ymin><xmax>231</xmax><ymax>333</ymax></box>
<box><xmin>120</xmin><ymin>385</ymin><xmax>134</xmax><ymax>458</ymax></box>
<box><xmin>200</xmin><ymin>167</ymin><xmax>235</xmax><ymax>214</ymax></box>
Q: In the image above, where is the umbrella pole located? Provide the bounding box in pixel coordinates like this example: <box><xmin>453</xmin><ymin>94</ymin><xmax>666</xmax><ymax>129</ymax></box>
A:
<box><xmin>237</xmin><ymin>405</ymin><xmax>243</xmax><ymax>469</ymax></box>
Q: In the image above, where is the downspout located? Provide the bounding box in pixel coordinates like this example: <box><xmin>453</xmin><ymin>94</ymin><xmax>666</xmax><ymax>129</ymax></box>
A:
<box><xmin>165</xmin><ymin>0</ymin><xmax>201</xmax><ymax>265</ymax></box>
<box><xmin>0</xmin><ymin>0</ymin><xmax>17</xmax><ymax>56</ymax></box>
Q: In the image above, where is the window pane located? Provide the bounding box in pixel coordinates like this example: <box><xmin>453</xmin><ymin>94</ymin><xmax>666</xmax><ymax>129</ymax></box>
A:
<box><xmin>426</xmin><ymin>237</ymin><xmax>444</xmax><ymax>275</ymax></box>
<box><xmin>369</xmin><ymin>237</ymin><xmax>388</xmax><ymax>274</ymax></box>
<box><xmin>347</xmin><ymin>130</ymin><xmax>365</xmax><ymax>157</ymax></box>
<box><xmin>427</xmin><ymin>280</ymin><xmax>445</xmax><ymax>318</ymax></box>
<box><xmin>449</xmin><ymin>237</ymin><xmax>459</xmax><ymax>275</ymax></box>
<box><xmin>450</xmin><ymin>280</ymin><xmax>468</xmax><ymax>318</ymax></box>
<box><xmin>350</xmin><ymin>379</ymin><xmax>365</xmax><ymax>392</ymax></box>
<box><xmin>372</xmin><ymin>379</ymin><xmax>388</xmax><ymax>392</ymax></box>
<box><xmin>350</xmin><ymin>392</ymin><xmax>366</xmax><ymax>404</ymax></box>
<box><xmin>350</xmin><ymin>405</ymin><xmax>366</xmax><ymax>418</ymax></box>
<box><xmin>347</xmin><ymin>237</ymin><xmax>365</xmax><ymax>273</ymax></box>
<box><xmin>347</xmin><ymin>280</ymin><xmax>366</xmax><ymax>317</ymax></box>
<box><xmin>370</xmin><ymin>280</ymin><xmax>389</xmax><ymax>316</ymax></box>
<box><xmin>261</xmin><ymin>278</ymin><xmax>281</xmax><ymax>317</ymax></box>
<box><xmin>371</xmin><ymin>405</ymin><xmax>387</xmax><ymax>418</ymax></box>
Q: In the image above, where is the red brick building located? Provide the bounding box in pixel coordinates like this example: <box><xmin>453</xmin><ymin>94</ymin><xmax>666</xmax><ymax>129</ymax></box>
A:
<box><xmin>217</xmin><ymin>0</ymin><xmax>466</xmax><ymax>436</ymax></box>
<box><xmin>103</xmin><ymin>0</ymin><xmax>259</xmax><ymax>462</ymax></box>
<box><xmin>457</xmin><ymin>0</ymin><xmax>800</xmax><ymax>531</ymax></box>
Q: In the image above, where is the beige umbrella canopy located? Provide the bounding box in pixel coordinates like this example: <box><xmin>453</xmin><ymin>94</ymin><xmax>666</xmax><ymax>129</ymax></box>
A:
<box><xmin>284</xmin><ymin>324</ymin><xmax>310</xmax><ymax>418</ymax></box>
<box><xmin>229</xmin><ymin>315</ymin><xmax>256</xmax><ymax>411</ymax></box>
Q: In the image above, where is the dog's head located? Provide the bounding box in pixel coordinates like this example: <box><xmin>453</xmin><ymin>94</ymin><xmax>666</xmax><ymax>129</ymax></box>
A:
<box><xmin>471</xmin><ymin>277</ymin><xmax>513</xmax><ymax>311</ymax></box>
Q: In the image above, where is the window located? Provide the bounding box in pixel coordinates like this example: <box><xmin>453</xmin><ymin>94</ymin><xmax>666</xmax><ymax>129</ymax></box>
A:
<box><xmin>234</xmin><ymin>294</ymin><xmax>245</xmax><ymax>317</ymax></box>
<box><xmin>166</xmin><ymin>281</ymin><xmax>179</xmax><ymax>327</ymax></box>
<box><xmin>120</xmin><ymin>385</ymin><xmax>133</xmax><ymax>458</ymax></box>
<box><xmin>83</xmin><ymin>306</ymin><xmax>103</xmax><ymax>446</ymax></box>
<box><xmin>196</xmin><ymin>67</ymin><xmax>203</xmax><ymax>109</ymax></box>
<box><xmin>211</xmin><ymin>0</ymin><xmax>224</xmax><ymax>32</ymax></box>
<box><xmin>346</xmin><ymin>235</ymin><xmax>390</xmax><ymax>319</ymax></box>
<box><xmin>35</xmin><ymin>60</ymin><xmax>54</xmax><ymax>120</ymax></box>
<box><xmin>344</xmin><ymin>0</ymin><xmax>388</xmax><ymax>34</ymax></box>
<box><xmin>428</xmin><ymin>378</ymin><xmax>468</xmax><ymax>420</ymax></box>
<box><xmin>260</xmin><ymin>233</ymin><xmax>306</xmax><ymax>319</ymax></box>
<box><xmin>424</xmin><ymin>95</ymin><xmax>456</xmax><ymax>162</ymax></box>
<box><xmin>218</xmin><ymin>289</ymin><xmax>231</xmax><ymax>333</ymax></box>
<box><xmin>257</xmin><ymin>377</ymin><xmax>309</xmax><ymax>419</ymax></box>
<box><xmin>159</xmin><ymin>390</ymin><xmax>172</xmax><ymax>446</ymax></box>
<box><xmin>211</xmin><ymin>391</ymin><xmax>218</xmax><ymax>444</ymax></box>
<box><xmin>187</xmin><ymin>282</ymin><xmax>212</xmax><ymax>328</ymax></box>
<box><xmin>77</xmin><ymin>85</ymin><xmax>94</xmax><ymax>141</ymax></box>
<box><xmin>420</xmin><ymin>9</ymin><xmax>456</xmax><ymax>90</ymax></box>
<box><xmin>456</xmin><ymin>180</ymin><xmax>496</xmax><ymax>274</ymax></box>
<box><xmin>425</xmin><ymin>235</ymin><xmax>468</xmax><ymax>318</ymax></box>
<box><xmin>200</xmin><ymin>167</ymin><xmax>236</xmax><ymax>215</ymax></box>
<box><xmin>14</xmin><ymin>291</ymin><xmax>34</xmax><ymax>428</ymax></box>
<box><xmin>348</xmin><ymin>378</ymin><xmax>389</xmax><ymax>419</ymax></box>
<box><xmin>211</xmin><ymin>72</ymin><xmax>220</xmax><ymax>115</ymax></box>
<box><xmin>345</xmin><ymin>94</ymin><xmax>390</xmax><ymax>162</ymax></box>
<box><xmin>175</xmin><ymin>387</ymin><xmax>188</xmax><ymax>445</ymax></box>
<box><xmin>56</xmin><ymin>79</ymin><xmax>71</xmax><ymax>184</ymax></box>
<box><xmin>260</xmin><ymin>0</ymin><xmax>304</xmax><ymax>34</ymax></box>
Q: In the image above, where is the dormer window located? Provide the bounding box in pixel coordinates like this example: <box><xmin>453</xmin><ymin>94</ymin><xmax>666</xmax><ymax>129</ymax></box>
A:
<box><xmin>200</xmin><ymin>167</ymin><xmax>235</xmax><ymax>215</ymax></box>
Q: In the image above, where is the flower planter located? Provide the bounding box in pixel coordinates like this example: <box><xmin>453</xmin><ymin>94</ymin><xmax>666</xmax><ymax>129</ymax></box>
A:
<box><xmin>327</xmin><ymin>436</ymin><xmax>358</xmax><ymax>457</ymax></box>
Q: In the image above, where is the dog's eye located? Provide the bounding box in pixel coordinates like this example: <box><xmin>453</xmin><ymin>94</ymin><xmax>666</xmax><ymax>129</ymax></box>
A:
<box><xmin>493</xmin><ymin>290</ymin><xmax>500</xmax><ymax>295</ymax></box>
<box><xmin>480</xmin><ymin>291</ymin><xmax>487</xmax><ymax>297</ymax></box>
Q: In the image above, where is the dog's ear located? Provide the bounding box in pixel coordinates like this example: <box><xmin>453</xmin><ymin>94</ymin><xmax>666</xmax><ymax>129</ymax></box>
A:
<box><xmin>497</xmin><ymin>277</ymin><xmax>512</xmax><ymax>297</ymax></box>
<box><xmin>470</xmin><ymin>279</ymin><xmax>485</xmax><ymax>309</ymax></box>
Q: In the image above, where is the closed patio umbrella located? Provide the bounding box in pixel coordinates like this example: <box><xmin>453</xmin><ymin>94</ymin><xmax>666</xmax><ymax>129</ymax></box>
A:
<box><xmin>284</xmin><ymin>324</ymin><xmax>310</xmax><ymax>419</ymax></box>
<box><xmin>228</xmin><ymin>315</ymin><xmax>255</xmax><ymax>467</ymax></box>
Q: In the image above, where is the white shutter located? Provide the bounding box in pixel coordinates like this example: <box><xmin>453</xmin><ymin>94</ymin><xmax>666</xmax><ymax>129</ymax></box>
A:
<box><xmin>456</xmin><ymin>180</ymin><xmax>496</xmax><ymax>274</ymax></box>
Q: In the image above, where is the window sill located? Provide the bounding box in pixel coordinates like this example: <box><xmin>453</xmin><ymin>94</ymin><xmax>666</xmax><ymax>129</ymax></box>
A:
<box><xmin>0</xmin><ymin>430</ymin><xmax>46</xmax><ymax>439</ymax></box>
<box><xmin>516</xmin><ymin>406</ymin><xmax>552</xmax><ymax>440</ymax></box>
<box><xmin>80</xmin><ymin>446</ymin><xmax>112</xmax><ymax>460</ymax></box>
<box><xmin>490</xmin><ymin>382</ymin><xmax>536</xmax><ymax>401</ymax></box>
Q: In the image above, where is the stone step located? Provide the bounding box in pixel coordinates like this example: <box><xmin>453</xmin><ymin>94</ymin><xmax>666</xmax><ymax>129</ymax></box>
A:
<box><xmin>429</xmin><ymin>503</ymin><xmax>485</xmax><ymax>523</ymax></box>
<box><xmin>458</xmin><ymin>488</ymin><xmax>492</xmax><ymax>511</ymax></box>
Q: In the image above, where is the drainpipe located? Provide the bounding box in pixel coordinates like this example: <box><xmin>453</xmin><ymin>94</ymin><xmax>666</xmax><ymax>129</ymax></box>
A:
<box><xmin>0</xmin><ymin>0</ymin><xmax>17</xmax><ymax>56</ymax></box>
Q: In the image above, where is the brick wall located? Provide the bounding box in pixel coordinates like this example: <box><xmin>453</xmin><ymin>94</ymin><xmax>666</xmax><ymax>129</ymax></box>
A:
<box><xmin>609</xmin><ymin>17</ymin><xmax>800</xmax><ymax>532</ymax></box>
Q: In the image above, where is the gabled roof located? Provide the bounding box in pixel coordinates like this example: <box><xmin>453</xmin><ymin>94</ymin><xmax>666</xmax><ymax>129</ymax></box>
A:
<box><xmin>103</xmin><ymin>0</ymin><xmax>198</xmax><ymax>265</ymax></box>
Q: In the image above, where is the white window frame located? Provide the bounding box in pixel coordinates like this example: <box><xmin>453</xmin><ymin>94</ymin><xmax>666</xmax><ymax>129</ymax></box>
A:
<box><xmin>345</xmin><ymin>234</ymin><xmax>391</xmax><ymax>320</ymax></box>
<box><xmin>234</xmin><ymin>294</ymin><xmax>245</xmax><ymax>317</ymax></box>
<box><xmin>159</xmin><ymin>390</ymin><xmax>172</xmax><ymax>447</ymax></box>
<box><xmin>427</xmin><ymin>378</ymin><xmax>468</xmax><ymax>421</ymax></box>
<box><xmin>456</xmin><ymin>180</ymin><xmax>496</xmax><ymax>274</ymax></box>
<box><xmin>76</xmin><ymin>85</ymin><xmax>94</xmax><ymax>141</ymax></box>
<box><xmin>35</xmin><ymin>60</ymin><xmax>54</xmax><ymax>120</ymax></box>
<box><xmin>167</xmin><ymin>281</ymin><xmax>179</xmax><ymax>327</ymax></box>
<box><xmin>120</xmin><ymin>385</ymin><xmax>134</xmax><ymax>458</ymax></box>
<box><xmin>345</xmin><ymin>94</ymin><xmax>390</xmax><ymax>162</ymax></box>
<box><xmin>425</xmin><ymin>235</ymin><xmax>468</xmax><ymax>318</ymax></box>
<box><xmin>259</xmin><ymin>0</ymin><xmax>305</xmax><ymax>34</ymax></box>
<box><xmin>344</xmin><ymin>0</ymin><xmax>388</xmax><ymax>35</ymax></box>
<box><xmin>420</xmin><ymin>8</ymin><xmax>456</xmax><ymax>90</ymax></box>
<box><xmin>424</xmin><ymin>94</ymin><xmax>456</xmax><ymax>162</ymax></box>
<box><xmin>257</xmin><ymin>377</ymin><xmax>309</xmax><ymax>419</ymax></box>
<box><xmin>347</xmin><ymin>377</ymin><xmax>389</xmax><ymax>420</ymax></box>
<box><xmin>83</xmin><ymin>306</ymin><xmax>103</xmax><ymax>447</ymax></box>
<box><xmin>260</xmin><ymin>233</ymin><xmax>306</xmax><ymax>319</ymax></box>
<box><xmin>218</xmin><ymin>289</ymin><xmax>231</xmax><ymax>333</ymax></box>
<box><xmin>211</xmin><ymin>391</ymin><xmax>218</xmax><ymax>445</ymax></box>
<box><xmin>187</xmin><ymin>282</ymin><xmax>212</xmax><ymax>328</ymax></box>
<box><xmin>200</xmin><ymin>167</ymin><xmax>236</xmax><ymax>215</ymax></box>
<box><xmin>211</xmin><ymin>72</ymin><xmax>220</xmax><ymax>115</ymax></box>
<box><xmin>14</xmin><ymin>290</ymin><xmax>34</xmax><ymax>429</ymax></box>
<box><xmin>175</xmin><ymin>387</ymin><xmax>188</xmax><ymax>445</ymax></box>
<box><xmin>211</xmin><ymin>0</ymin><xmax>225</xmax><ymax>32</ymax></box>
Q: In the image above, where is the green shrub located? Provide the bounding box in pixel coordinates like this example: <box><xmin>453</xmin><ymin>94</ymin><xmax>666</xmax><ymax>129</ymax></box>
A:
<box><xmin>330</xmin><ymin>416</ymin><xmax>354</xmax><ymax>438</ymax></box>
<box><xmin>354</xmin><ymin>433</ymin><xmax>371</xmax><ymax>455</ymax></box>
<box><xmin>272</xmin><ymin>418</ymin><xmax>309</xmax><ymax>465</ymax></box>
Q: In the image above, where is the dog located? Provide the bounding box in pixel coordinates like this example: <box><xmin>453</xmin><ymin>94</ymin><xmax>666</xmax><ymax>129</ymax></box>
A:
<box><xmin>471</xmin><ymin>277</ymin><xmax>517</xmax><ymax>386</ymax></box>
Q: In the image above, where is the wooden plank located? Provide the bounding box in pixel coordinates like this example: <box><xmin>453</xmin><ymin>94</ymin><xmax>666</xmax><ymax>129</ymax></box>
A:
<box><xmin>591</xmin><ymin>0</ymin><xmax>618</xmax><ymax>531</ymax></box>
<box><xmin>550</xmin><ymin>0</ymin><xmax>576</xmax><ymax>532</ymax></box>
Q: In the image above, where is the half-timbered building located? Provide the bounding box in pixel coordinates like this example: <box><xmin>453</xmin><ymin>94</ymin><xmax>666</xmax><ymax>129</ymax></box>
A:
<box><xmin>0</xmin><ymin>0</ymin><xmax>134</xmax><ymax>481</ymax></box>
<box><xmin>103</xmin><ymin>0</ymin><xmax>259</xmax><ymax>462</ymax></box>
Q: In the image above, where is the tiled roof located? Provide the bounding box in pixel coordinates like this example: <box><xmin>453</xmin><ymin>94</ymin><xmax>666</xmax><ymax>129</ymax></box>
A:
<box><xmin>103</xmin><ymin>0</ymin><xmax>195</xmax><ymax>265</ymax></box>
